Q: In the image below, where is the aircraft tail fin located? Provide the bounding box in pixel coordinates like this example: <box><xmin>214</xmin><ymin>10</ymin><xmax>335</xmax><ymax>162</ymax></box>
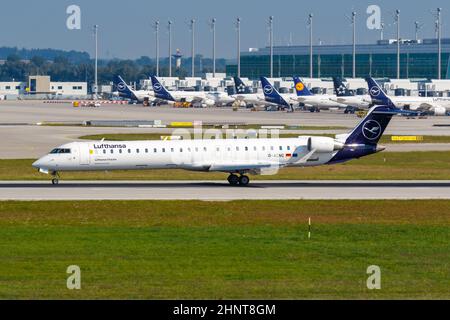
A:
<box><xmin>233</xmin><ymin>76</ymin><xmax>250</xmax><ymax>94</ymax></box>
<box><xmin>260</xmin><ymin>77</ymin><xmax>289</xmax><ymax>107</ymax></box>
<box><xmin>293</xmin><ymin>77</ymin><xmax>313</xmax><ymax>96</ymax></box>
<box><xmin>366</xmin><ymin>77</ymin><xmax>394</xmax><ymax>106</ymax></box>
<box><xmin>150</xmin><ymin>75</ymin><xmax>174</xmax><ymax>101</ymax></box>
<box><xmin>344</xmin><ymin>105</ymin><xmax>396</xmax><ymax>145</ymax></box>
<box><xmin>113</xmin><ymin>75</ymin><xmax>138</xmax><ymax>100</ymax></box>
<box><xmin>333</xmin><ymin>77</ymin><xmax>352</xmax><ymax>97</ymax></box>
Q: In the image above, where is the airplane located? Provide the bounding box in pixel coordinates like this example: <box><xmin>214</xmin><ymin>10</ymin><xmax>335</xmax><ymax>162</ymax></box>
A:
<box><xmin>150</xmin><ymin>75</ymin><xmax>231</xmax><ymax>107</ymax></box>
<box><xmin>33</xmin><ymin>105</ymin><xmax>396</xmax><ymax>186</ymax></box>
<box><xmin>260</xmin><ymin>77</ymin><xmax>297</xmax><ymax>110</ymax></box>
<box><xmin>292</xmin><ymin>77</ymin><xmax>347</xmax><ymax>112</ymax></box>
<box><xmin>230</xmin><ymin>76</ymin><xmax>267</xmax><ymax>107</ymax></box>
<box><xmin>113</xmin><ymin>75</ymin><xmax>155</xmax><ymax>103</ymax></box>
<box><xmin>367</xmin><ymin>77</ymin><xmax>450</xmax><ymax>116</ymax></box>
<box><xmin>331</xmin><ymin>77</ymin><xmax>371</xmax><ymax>112</ymax></box>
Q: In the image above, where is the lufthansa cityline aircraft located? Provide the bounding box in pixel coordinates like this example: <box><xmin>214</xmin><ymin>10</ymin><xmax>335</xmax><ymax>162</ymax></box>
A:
<box><xmin>33</xmin><ymin>105</ymin><xmax>395</xmax><ymax>186</ymax></box>
<box><xmin>113</xmin><ymin>75</ymin><xmax>155</xmax><ymax>103</ymax></box>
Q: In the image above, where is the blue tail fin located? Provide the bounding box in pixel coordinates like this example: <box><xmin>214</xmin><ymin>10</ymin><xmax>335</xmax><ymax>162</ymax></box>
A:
<box><xmin>293</xmin><ymin>77</ymin><xmax>313</xmax><ymax>96</ymax></box>
<box><xmin>345</xmin><ymin>105</ymin><xmax>396</xmax><ymax>145</ymax></box>
<box><xmin>260</xmin><ymin>77</ymin><xmax>290</xmax><ymax>108</ymax></box>
<box><xmin>333</xmin><ymin>77</ymin><xmax>352</xmax><ymax>97</ymax></box>
<box><xmin>233</xmin><ymin>76</ymin><xmax>250</xmax><ymax>94</ymax></box>
<box><xmin>113</xmin><ymin>75</ymin><xmax>138</xmax><ymax>100</ymax></box>
<box><xmin>366</xmin><ymin>77</ymin><xmax>394</xmax><ymax>107</ymax></box>
<box><xmin>150</xmin><ymin>75</ymin><xmax>174</xmax><ymax>101</ymax></box>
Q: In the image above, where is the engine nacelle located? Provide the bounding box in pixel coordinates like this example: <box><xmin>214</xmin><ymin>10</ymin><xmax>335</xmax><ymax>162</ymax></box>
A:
<box><xmin>307</xmin><ymin>137</ymin><xmax>344</xmax><ymax>153</ymax></box>
<box><xmin>432</xmin><ymin>106</ymin><xmax>447</xmax><ymax>116</ymax></box>
<box><xmin>204</xmin><ymin>98</ymin><xmax>216</xmax><ymax>107</ymax></box>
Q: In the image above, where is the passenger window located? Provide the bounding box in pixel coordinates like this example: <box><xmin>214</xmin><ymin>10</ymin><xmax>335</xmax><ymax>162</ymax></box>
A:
<box><xmin>204</xmin><ymin>147</ymin><xmax>207</xmax><ymax>152</ymax></box>
<box><xmin>216</xmin><ymin>147</ymin><xmax>220</xmax><ymax>152</ymax></box>
<box><xmin>287</xmin><ymin>146</ymin><xmax>291</xmax><ymax>151</ymax></box>
<box><xmin>103</xmin><ymin>150</ymin><xmax>106</xmax><ymax>154</ymax></box>
<box><xmin>128</xmin><ymin>149</ymin><xmax>131</xmax><ymax>153</ymax></box>
<box><xmin>270</xmin><ymin>146</ymin><xmax>274</xmax><ymax>151</ymax></box>
<box><xmin>136</xmin><ymin>149</ymin><xmax>139</xmax><ymax>153</ymax></box>
<box><xmin>180</xmin><ymin>148</ymin><xmax>183</xmax><ymax>152</ymax></box>
<box><xmin>245</xmin><ymin>146</ymin><xmax>248</xmax><ymax>151</ymax></box>
<box><xmin>162</xmin><ymin>148</ymin><xmax>166</xmax><ymax>153</ymax></box>
<box><xmin>195</xmin><ymin>147</ymin><xmax>199</xmax><ymax>152</ymax></box>
<box><xmin>110</xmin><ymin>149</ymin><xmax>114</xmax><ymax>154</ymax></box>
<box><xmin>188</xmin><ymin>148</ymin><xmax>191</xmax><ymax>152</ymax></box>
<box><xmin>171</xmin><ymin>148</ymin><xmax>174</xmax><ymax>152</ymax></box>
<box><xmin>236</xmin><ymin>146</ymin><xmax>239</xmax><ymax>151</ymax></box>
<box><xmin>253</xmin><ymin>146</ymin><xmax>257</xmax><ymax>151</ymax></box>
<box><xmin>262</xmin><ymin>146</ymin><xmax>266</xmax><ymax>151</ymax></box>
<box><xmin>279</xmin><ymin>146</ymin><xmax>283</xmax><ymax>151</ymax></box>
<box><xmin>145</xmin><ymin>148</ymin><xmax>148</xmax><ymax>153</ymax></box>
<box><xmin>119</xmin><ymin>149</ymin><xmax>122</xmax><ymax>154</ymax></box>
<box><xmin>154</xmin><ymin>148</ymin><xmax>157</xmax><ymax>153</ymax></box>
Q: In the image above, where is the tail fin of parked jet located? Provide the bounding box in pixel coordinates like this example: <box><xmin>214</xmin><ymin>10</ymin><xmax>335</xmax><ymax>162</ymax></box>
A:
<box><xmin>233</xmin><ymin>76</ymin><xmax>250</xmax><ymax>94</ymax></box>
<box><xmin>293</xmin><ymin>77</ymin><xmax>313</xmax><ymax>96</ymax></box>
<box><xmin>366</xmin><ymin>77</ymin><xmax>394</xmax><ymax>107</ymax></box>
<box><xmin>260</xmin><ymin>77</ymin><xmax>290</xmax><ymax>108</ymax></box>
<box><xmin>150</xmin><ymin>75</ymin><xmax>174</xmax><ymax>101</ymax></box>
<box><xmin>333</xmin><ymin>77</ymin><xmax>352</xmax><ymax>97</ymax></box>
<box><xmin>113</xmin><ymin>75</ymin><xmax>138</xmax><ymax>100</ymax></box>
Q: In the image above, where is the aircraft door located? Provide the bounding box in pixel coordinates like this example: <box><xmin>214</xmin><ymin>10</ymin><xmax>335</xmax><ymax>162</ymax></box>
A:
<box><xmin>78</xmin><ymin>144</ymin><xmax>90</xmax><ymax>165</ymax></box>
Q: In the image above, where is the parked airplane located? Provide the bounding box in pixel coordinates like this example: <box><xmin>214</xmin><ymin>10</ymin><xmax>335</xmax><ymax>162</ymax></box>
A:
<box><xmin>260</xmin><ymin>77</ymin><xmax>296</xmax><ymax>110</ymax></box>
<box><xmin>331</xmin><ymin>77</ymin><xmax>371</xmax><ymax>112</ymax></box>
<box><xmin>367</xmin><ymin>77</ymin><xmax>450</xmax><ymax>116</ymax></box>
<box><xmin>230</xmin><ymin>76</ymin><xmax>267</xmax><ymax>107</ymax></box>
<box><xmin>293</xmin><ymin>77</ymin><xmax>347</xmax><ymax>112</ymax></box>
<box><xmin>113</xmin><ymin>75</ymin><xmax>155</xmax><ymax>103</ymax></box>
<box><xmin>150</xmin><ymin>76</ymin><xmax>232</xmax><ymax>107</ymax></box>
<box><xmin>33</xmin><ymin>105</ymin><xmax>395</xmax><ymax>186</ymax></box>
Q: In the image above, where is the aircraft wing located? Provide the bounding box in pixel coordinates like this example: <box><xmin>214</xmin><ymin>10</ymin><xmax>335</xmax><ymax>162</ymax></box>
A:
<box><xmin>208</xmin><ymin>161</ymin><xmax>282</xmax><ymax>173</ymax></box>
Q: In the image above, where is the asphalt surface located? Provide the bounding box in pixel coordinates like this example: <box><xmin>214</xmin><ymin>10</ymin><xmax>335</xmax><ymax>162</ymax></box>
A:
<box><xmin>1</xmin><ymin>180</ymin><xmax>449</xmax><ymax>200</ymax></box>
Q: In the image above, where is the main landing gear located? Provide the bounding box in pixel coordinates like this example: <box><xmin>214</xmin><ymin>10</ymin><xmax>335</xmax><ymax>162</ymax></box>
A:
<box><xmin>227</xmin><ymin>174</ymin><xmax>250</xmax><ymax>186</ymax></box>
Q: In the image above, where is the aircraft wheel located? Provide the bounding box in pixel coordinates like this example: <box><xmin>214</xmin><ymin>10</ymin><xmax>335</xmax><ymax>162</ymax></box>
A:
<box><xmin>239</xmin><ymin>175</ymin><xmax>250</xmax><ymax>186</ymax></box>
<box><xmin>51</xmin><ymin>178</ymin><xmax>59</xmax><ymax>185</ymax></box>
<box><xmin>227</xmin><ymin>174</ymin><xmax>239</xmax><ymax>186</ymax></box>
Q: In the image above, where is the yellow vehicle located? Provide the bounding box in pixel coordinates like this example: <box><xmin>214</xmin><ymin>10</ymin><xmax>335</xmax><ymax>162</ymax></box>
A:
<box><xmin>356</xmin><ymin>110</ymin><xmax>368</xmax><ymax>118</ymax></box>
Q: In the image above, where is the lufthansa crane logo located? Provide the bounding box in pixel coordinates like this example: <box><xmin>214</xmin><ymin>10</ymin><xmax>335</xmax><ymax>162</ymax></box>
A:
<box><xmin>263</xmin><ymin>85</ymin><xmax>273</xmax><ymax>95</ymax></box>
<box><xmin>370</xmin><ymin>86</ymin><xmax>381</xmax><ymax>97</ymax></box>
<box><xmin>153</xmin><ymin>83</ymin><xmax>162</xmax><ymax>92</ymax></box>
<box><xmin>362</xmin><ymin>120</ymin><xmax>382</xmax><ymax>140</ymax></box>
<box><xmin>295</xmin><ymin>82</ymin><xmax>304</xmax><ymax>91</ymax></box>
<box><xmin>117</xmin><ymin>82</ymin><xmax>126</xmax><ymax>91</ymax></box>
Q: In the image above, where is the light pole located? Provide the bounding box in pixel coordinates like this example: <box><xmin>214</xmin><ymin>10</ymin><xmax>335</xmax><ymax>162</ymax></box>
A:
<box><xmin>168</xmin><ymin>20</ymin><xmax>172</xmax><ymax>77</ymax></box>
<box><xmin>236</xmin><ymin>17</ymin><xmax>241</xmax><ymax>78</ymax></box>
<box><xmin>308</xmin><ymin>13</ymin><xmax>313</xmax><ymax>78</ymax></box>
<box><xmin>437</xmin><ymin>8</ymin><xmax>442</xmax><ymax>79</ymax></box>
<box><xmin>93</xmin><ymin>25</ymin><xmax>98</xmax><ymax>100</ymax></box>
<box><xmin>211</xmin><ymin>18</ymin><xmax>216</xmax><ymax>78</ymax></box>
<box><xmin>380</xmin><ymin>22</ymin><xmax>384</xmax><ymax>40</ymax></box>
<box><xmin>352</xmin><ymin>11</ymin><xmax>356</xmax><ymax>78</ymax></box>
<box><xmin>154</xmin><ymin>21</ymin><xmax>160</xmax><ymax>77</ymax></box>
<box><xmin>190</xmin><ymin>19</ymin><xmax>195</xmax><ymax>77</ymax></box>
<box><xmin>269</xmin><ymin>16</ymin><xmax>274</xmax><ymax>78</ymax></box>
<box><xmin>395</xmin><ymin>9</ymin><xmax>400</xmax><ymax>79</ymax></box>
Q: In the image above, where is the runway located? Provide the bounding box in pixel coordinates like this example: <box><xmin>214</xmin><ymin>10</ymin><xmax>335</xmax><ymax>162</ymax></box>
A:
<box><xmin>1</xmin><ymin>180</ymin><xmax>450</xmax><ymax>200</ymax></box>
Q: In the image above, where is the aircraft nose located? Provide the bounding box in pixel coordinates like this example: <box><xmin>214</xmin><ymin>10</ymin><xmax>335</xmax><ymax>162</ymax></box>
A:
<box><xmin>32</xmin><ymin>158</ymin><xmax>43</xmax><ymax>168</ymax></box>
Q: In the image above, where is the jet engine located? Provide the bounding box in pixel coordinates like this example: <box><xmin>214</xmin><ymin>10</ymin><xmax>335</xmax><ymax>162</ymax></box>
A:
<box><xmin>432</xmin><ymin>106</ymin><xmax>447</xmax><ymax>116</ymax></box>
<box><xmin>307</xmin><ymin>137</ymin><xmax>344</xmax><ymax>153</ymax></box>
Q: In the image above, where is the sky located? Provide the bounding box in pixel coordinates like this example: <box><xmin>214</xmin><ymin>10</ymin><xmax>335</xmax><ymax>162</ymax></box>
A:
<box><xmin>0</xmin><ymin>0</ymin><xmax>448</xmax><ymax>60</ymax></box>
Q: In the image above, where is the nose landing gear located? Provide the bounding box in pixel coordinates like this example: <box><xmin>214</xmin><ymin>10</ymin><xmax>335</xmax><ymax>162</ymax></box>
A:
<box><xmin>227</xmin><ymin>174</ymin><xmax>250</xmax><ymax>186</ymax></box>
<box><xmin>51</xmin><ymin>172</ymin><xmax>60</xmax><ymax>185</ymax></box>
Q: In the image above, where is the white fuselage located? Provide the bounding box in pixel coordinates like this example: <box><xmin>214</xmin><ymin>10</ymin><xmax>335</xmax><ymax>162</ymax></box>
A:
<box><xmin>389</xmin><ymin>96</ymin><xmax>450</xmax><ymax>110</ymax></box>
<box><xmin>32</xmin><ymin>137</ymin><xmax>337</xmax><ymax>174</ymax></box>
<box><xmin>296</xmin><ymin>94</ymin><xmax>347</xmax><ymax>109</ymax></box>
<box><xmin>331</xmin><ymin>95</ymin><xmax>371</xmax><ymax>109</ymax></box>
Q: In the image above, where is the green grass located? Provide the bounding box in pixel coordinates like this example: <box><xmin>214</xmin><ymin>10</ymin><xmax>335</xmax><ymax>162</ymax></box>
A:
<box><xmin>3</xmin><ymin>151</ymin><xmax>450</xmax><ymax>181</ymax></box>
<box><xmin>0</xmin><ymin>200</ymin><xmax>448</xmax><ymax>299</ymax></box>
<box><xmin>79</xmin><ymin>133</ymin><xmax>450</xmax><ymax>144</ymax></box>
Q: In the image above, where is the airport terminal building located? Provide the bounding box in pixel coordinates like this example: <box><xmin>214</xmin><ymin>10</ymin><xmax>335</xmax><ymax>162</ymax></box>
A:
<box><xmin>226</xmin><ymin>38</ymin><xmax>450</xmax><ymax>80</ymax></box>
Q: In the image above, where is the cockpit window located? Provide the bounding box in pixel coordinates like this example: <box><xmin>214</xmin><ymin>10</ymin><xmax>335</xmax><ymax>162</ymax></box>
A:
<box><xmin>50</xmin><ymin>148</ymin><xmax>71</xmax><ymax>154</ymax></box>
